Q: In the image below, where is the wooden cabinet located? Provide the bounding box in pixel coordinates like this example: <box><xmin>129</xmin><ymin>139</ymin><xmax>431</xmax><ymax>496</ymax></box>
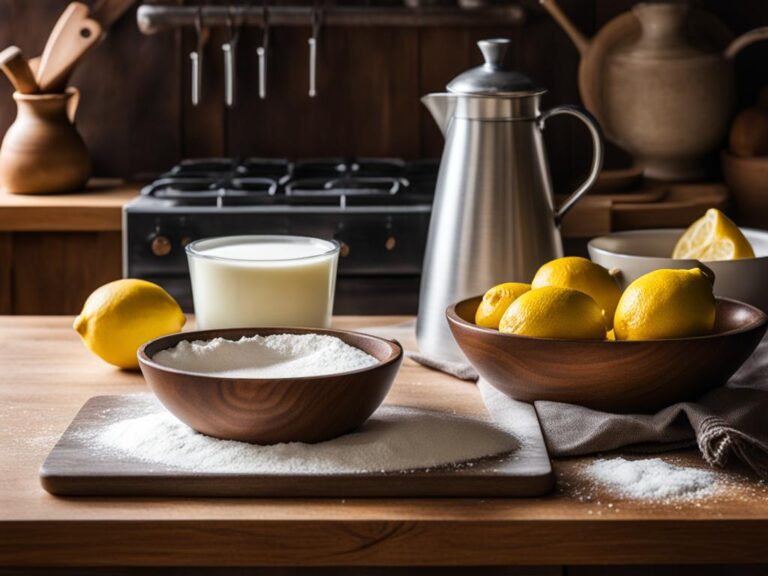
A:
<box><xmin>0</xmin><ymin>184</ymin><xmax>132</xmax><ymax>314</ymax></box>
<box><xmin>0</xmin><ymin>231</ymin><xmax>121</xmax><ymax>314</ymax></box>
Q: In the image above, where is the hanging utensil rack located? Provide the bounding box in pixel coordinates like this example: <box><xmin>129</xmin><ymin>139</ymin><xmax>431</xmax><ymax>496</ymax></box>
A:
<box><xmin>137</xmin><ymin>4</ymin><xmax>526</xmax><ymax>34</ymax></box>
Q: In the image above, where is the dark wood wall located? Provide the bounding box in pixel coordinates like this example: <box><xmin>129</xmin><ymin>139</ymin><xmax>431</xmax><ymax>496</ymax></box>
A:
<box><xmin>1</xmin><ymin>0</ymin><xmax>768</xmax><ymax>189</ymax></box>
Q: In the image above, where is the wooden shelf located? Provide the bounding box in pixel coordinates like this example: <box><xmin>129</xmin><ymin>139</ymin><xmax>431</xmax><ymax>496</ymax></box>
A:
<box><xmin>0</xmin><ymin>179</ymin><xmax>138</xmax><ymax>232</ymax></box>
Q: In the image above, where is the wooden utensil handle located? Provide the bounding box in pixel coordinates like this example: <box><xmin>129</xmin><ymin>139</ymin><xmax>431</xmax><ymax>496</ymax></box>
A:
<box><xmin>66</xmin><ymin>87</ymin><xmax>80</xmax><ymax>122</ymax></box>
<box><xmin>37</xmin><ymin>18</ymin><xmax>103</xmax><ymax>93</ymax></box>
<box><xmin>0</xmin><ymin>46</ymin><xmax>39</xmax><ymax>94</ymax></box>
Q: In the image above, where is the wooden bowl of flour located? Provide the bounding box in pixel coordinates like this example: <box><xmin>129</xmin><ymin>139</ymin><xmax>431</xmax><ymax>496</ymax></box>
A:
<box><xmin>138</xmin><ymin>327</ymin><xmax>402</xmax><ymax>444</ymax></box>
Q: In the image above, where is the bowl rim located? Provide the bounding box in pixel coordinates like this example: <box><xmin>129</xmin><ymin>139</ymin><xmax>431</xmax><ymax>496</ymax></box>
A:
<box><xmin>587</xmin><ymin>228</ymin><xmax>768</xmax><ymax>263</ymax></box>
<box><xmin>137</xmin><ymin>326</ymin><xmax>403</xmax><ymax>382</ymax></box>
<box><xmin>446</xmin><ymin>295</ymin><xmax>768</xmax><ymax>344</ymax></box>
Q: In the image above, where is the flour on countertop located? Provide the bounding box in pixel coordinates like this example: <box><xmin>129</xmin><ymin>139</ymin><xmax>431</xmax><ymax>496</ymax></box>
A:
<box><xmin>585</xmin><ymin>457</ymin><xmax>718</xmax><ymax>501</ymax></box>
<box><xmin>152</xmin><ymin>333</ymin><xmax>378</xmax><ymax>378</ymax></box>
<box><xmin>93</xmin><ymin>405</ymin><xmax>520</xmax><ymax>474</ymax></box>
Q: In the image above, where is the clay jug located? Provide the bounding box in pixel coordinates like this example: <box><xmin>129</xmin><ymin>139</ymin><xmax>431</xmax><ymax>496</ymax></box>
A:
<box><xmin>542</xmin><ymin>0</ymin><xmax>768</xmax><ymax>181</ymax></box>
<box><xmin>0</xmin><ymin>88</ymin><xmax>90</xmax><ymax>194</ymax></box>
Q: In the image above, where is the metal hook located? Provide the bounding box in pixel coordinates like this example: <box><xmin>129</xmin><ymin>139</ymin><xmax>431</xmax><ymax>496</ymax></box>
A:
<box><xmin>257</xmin><ymin>1</ymin><xmax>270</xmax><ymax>100</ymax></box>
<box><xmin>308</xmin><ymin>2</ymin><xmax>322</xmax><ymax>98</ymax></box>
<box><xmin>222</xmin><ymin>5</ymin><xmax>241</xmax><ymax>108</ymax></box>
<box><xmin>189</xmin><ymin>6</ymin><xmax>207</xmax><ymax>106</ymax></box>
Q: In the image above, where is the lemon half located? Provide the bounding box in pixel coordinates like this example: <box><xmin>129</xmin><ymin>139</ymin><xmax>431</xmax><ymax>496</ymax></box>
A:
<box><xmin>673</xmin><ymin>208</ymin><xmax>754</xmax><ymax>261</ymax></box>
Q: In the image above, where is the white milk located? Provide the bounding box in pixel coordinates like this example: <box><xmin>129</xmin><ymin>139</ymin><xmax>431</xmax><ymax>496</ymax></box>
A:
<box><xmin>186</xmin><ymin>236</ymin><xmax>339</xmax><ymax>329</ymax></box>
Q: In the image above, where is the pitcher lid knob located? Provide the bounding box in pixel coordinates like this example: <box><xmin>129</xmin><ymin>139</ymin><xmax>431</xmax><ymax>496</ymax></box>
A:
<box><xmin>478</xmin><ymin>39</ymin><xmax>510</xmax><ymax>70</ymax></box>
<box><xmin>446</xmin><ymin>38</ymin><xmax>545</xmax><ymax>98</ymax></box>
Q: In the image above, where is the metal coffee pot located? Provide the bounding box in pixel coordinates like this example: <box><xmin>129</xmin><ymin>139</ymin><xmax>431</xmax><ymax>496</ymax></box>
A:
<box><xmin>417</xmin><ymin>38</ymin><xmax>604</xmax><ymax>362</ymax></box>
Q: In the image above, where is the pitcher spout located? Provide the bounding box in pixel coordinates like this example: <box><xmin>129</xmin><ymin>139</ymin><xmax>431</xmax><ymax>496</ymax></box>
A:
<box><xmin>421</xmin><ymin>93</ymin><xmax>458</xmax><ymax>137</ymax></box>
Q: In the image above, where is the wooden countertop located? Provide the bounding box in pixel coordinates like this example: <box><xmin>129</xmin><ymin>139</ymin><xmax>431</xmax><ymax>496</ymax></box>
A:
<box><xmin>0</xmin><ymin>180</ymin><xmax>139</xmax><ymax>231</ymax></box>
<box><xmin>1</xmin><ymin>315</ymin><xmax>767</xmax><ymax>568</ymax></box>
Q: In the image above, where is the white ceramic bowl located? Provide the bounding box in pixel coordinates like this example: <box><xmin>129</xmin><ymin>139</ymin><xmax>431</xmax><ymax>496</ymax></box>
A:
<box><xmin>588</xmin><ymin>228</ymin><xmax>768</xmax><ymax>312</ymax></box>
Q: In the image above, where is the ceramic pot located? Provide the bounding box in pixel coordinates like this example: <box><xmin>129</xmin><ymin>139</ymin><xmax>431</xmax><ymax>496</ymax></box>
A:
<box><xmin>0</xmin><ymin>88</ymin><xmax>90</xmax><ymax>194</ymax></box>
<box><xmin>541</xmin><ymin>0</ymin><xmax>768</xmax><ymax>181</ymax></box>
<box><xmin>606</xmin><ymin>3</ymin><xmax>732</xmax><ymax>180</ymax></box>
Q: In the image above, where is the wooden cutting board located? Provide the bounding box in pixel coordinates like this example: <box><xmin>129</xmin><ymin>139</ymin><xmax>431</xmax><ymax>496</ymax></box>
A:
<box><xmin>40</xmin><ymin>394</ymin><xmax>554</xmax><ymax>498</ymax></box>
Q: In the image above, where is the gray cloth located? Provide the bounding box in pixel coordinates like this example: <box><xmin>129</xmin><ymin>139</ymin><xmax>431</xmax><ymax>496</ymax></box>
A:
<box><xmin>411</xmin><ymin>338</ymin><xmax>768</xmax><ymax>478</ymax></box>
<box><xmin>405</xmin><ymin>352</ymin><xmax>480</xmax><ymax>381</ymax></box>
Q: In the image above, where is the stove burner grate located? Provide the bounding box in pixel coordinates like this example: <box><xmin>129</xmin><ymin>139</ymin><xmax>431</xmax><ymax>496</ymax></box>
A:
<box><xmin>139</xmin><ymin>157</ymin><xmax>436</xmax><ymax>208</ymax></box>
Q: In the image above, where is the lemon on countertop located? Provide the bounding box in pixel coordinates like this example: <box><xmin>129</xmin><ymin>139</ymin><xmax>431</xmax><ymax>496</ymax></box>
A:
<box><xmin>531</xmin><ymin>256</ymin><xmax>622</xmax><ymax>328</ymax></box>
<box><xmin>74</xmin><ymin>279</ymin><xmax>186</xmax><ymax>369</ymax></box>
<box><xmin>475</xmin><ymin>282</ymin><xmax>531</xmax><ymax>329</ymax></box>
<box><xmin>499</xmin><ymin>286</ymin><xmax>606</xmax><ymax>340</ymax></box>
<box><xmin>613</xmin><ymin>268</ymin><xmax>716</xmax><ymax>341</ymax></box>
<box><xmin>673</xmin><ymin>208</ymin><xmax>755</xmax><ymax>261</ymax></box>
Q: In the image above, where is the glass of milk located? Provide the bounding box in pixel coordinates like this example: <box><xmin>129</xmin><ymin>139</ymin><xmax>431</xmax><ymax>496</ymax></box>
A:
<box><xmin>186</xmin><ymin>235</ymin><xmax>340</xmax><ymax>329</ymax></box>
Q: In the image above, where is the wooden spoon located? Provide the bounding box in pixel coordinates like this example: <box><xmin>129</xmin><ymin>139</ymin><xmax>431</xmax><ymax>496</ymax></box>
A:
<box><xmin>0</xmin><ymin>46</ymin><xmax>39</xmax><ymax>93</ymax></box>
<box><xmin>36</xmin><ymin>3</ymin><xmax>89</xmax><ymax>79</ymax></box>
<box><xmin>26</xmin><ymin>1</ymin><xmax>130</xmax><ymax>90</ymax></box>
<box><xmin>36</xmin><ymin>2</ymin><xmax>103</xmax><ymax>93</ymax></box>
<box><xmin>28</xmin><ymin>56</ymin><xmax>40</xmax><ymax>75</ymax></box>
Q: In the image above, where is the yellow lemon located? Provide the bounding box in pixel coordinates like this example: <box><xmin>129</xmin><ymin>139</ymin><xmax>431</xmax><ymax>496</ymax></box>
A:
<box><xmin>531</xmin><ymin>256</ymin><xmax>622</xmax><ymax>328</ymax></box>
<box><xmin>74</xmin><ymin>279</ymin><xmax>186</xmax><ymax>369</ymax></box>
<box><xmin>673</xmin><ymin>208</ymin><xmax>754</xmax><ymax>261</ymax></box>
<box><xmin>499</xmin><ymin>286</ymin><xmax>606</xmax><ymax>340</ymax></box>
<box><xmin>613</xmin><ymin>268</ymin><xmax>715</xmax><ymax>341</ymax></box>
<box><xmin>475</xmin><ymin>282</ymin><xmax>531</xmax><ymax>329</ymax></box>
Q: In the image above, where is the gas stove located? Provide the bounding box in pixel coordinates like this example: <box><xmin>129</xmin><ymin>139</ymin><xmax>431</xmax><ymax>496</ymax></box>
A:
<box><xmin>124</xmin><ymin>157</ymin><xmax>437</xmax><ymax>314</ymax></box>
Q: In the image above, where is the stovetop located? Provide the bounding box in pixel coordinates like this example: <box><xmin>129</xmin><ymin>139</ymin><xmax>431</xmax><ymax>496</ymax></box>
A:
<box><xmin>135</xmin><ymin>157</ymin><xmax>438</xmax><ymax>209</ymax></box>
<box><xmin>124</xmin><ymin>156</ymin><xmax>437</xmax><ymax>314</ymax></box>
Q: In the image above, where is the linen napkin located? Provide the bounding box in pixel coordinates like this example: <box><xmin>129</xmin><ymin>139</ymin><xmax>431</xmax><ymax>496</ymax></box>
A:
<box><xmin>407</xmin><ymin>337</ymin><xmax>768</xmax><ymax>479</ymax></box>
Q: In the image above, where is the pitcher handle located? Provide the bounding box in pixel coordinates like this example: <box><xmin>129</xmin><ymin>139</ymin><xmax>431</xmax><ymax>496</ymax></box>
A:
<box><xmin>726</xmin><ymin>27</ymin><xmax>768</xmax><ymax>59</ymax></box>
<box><xmin>538</xmin><ymin>105</ymin><xmax>604</xmax><ymax>225</ymax></box>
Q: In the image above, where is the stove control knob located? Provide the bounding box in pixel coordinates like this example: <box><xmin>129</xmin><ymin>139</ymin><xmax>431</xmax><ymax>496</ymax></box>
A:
<box><xmin>385</xmin><ymin>236</ymin><xmax>396</xmax><ymax>251</ymax></box>
<box><xmin>151</xmin><ymin>235</ymin><xmax>172</xmax><ymax>257</ymax></box>
<box><xmin>339</xmin><ymin>241</ymin><xmax>351</xmax><ymax>258</ymax></box>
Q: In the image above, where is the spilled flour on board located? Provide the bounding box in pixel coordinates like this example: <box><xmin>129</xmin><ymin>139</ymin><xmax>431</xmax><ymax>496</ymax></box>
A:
<box><xmin>91</xmin><ymin>403</ymin><xmax>520</xmax><ymax>474</ymax></box>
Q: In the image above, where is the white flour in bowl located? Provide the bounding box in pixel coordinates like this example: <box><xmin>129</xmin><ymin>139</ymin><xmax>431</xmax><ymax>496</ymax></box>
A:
<box><xmin>152</xmin><ymin>333</ymin><xmax>379</xmax><ymax>378</ymax></box>
<box><xmin>93</xmin><ymin>403</ymin><xmax>519</xmax><ymax>474</ymax></box>
<box><xmin>585</xmin><ymin>457</ymin><xmax>718</xmax><ymax>501</ymax></box>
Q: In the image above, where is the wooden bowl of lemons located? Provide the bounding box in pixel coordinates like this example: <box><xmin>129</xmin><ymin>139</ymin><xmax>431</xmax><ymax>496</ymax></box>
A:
<box><xmin>447</xmin><ymin>256</ymin><xmax>768</xmax><ymax>413</ymax></box>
